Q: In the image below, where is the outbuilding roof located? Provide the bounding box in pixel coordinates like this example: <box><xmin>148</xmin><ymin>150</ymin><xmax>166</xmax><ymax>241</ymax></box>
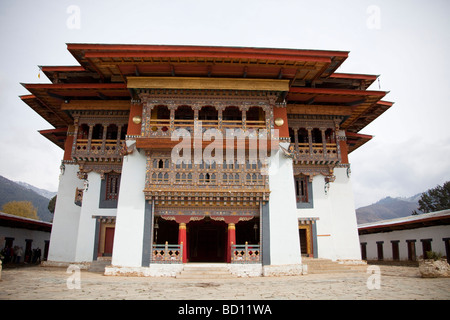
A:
<box><xmin>358</xmin><ymin>209</ymin><xmax>450</xmax><ymax>235</ymax></box>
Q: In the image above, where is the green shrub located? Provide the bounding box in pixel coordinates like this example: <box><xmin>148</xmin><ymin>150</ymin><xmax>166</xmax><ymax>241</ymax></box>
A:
<box><xmin>426</xmin><ymin>251</ymin><xmax>442</xmax><ymax>260</ymax></box>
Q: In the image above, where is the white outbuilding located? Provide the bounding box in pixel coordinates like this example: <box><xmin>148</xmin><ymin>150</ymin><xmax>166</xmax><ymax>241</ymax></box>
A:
<box><xmin>358</xmin><ymin>210</ymin><xmax>450</xmax><ymax>263</ymax></box>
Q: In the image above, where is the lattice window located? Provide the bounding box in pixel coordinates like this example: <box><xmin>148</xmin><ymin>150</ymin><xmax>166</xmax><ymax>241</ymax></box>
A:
<box><xmin>295</xmin><ymin>175</ymin><xmax>309</xmax><ymax>203</ymax></box>
<box><xmin>175</xmin><ymin>173</ymin><xmax>193</xmax><ymax>183</ymax></box>
<box><xmin>246</xmin><ymin>172</ymin><xmax>263</xmax><ymax>184</ymax></box>
<box><xmin>152</xmin><ymin>172</ymin><xmax>169</xmax><ymax>183</ymax></box>
<box><xmin>223</xmin><ymin>172</ymin><xmax>240</xmax><ymax>184</ymax></box>
<box><xmin>199</xmin><ymin>172</ymin><xmax>216</xmax><ymax>183</ymax></box>
<box><xmin>153</xmin><ymin>158</ymin><xmax>170</xmax><ymax>169</ymax></box>
<box><xmin>105</xmin><ymin>173</ymin><xmax>121</xmax><ymax>200</ymax></box>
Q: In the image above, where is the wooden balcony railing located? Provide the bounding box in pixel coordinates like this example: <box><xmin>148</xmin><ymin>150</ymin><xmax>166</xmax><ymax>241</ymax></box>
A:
<box><xmin>72</xmin><ymin>139</ymin><xmax>124</xmax><ymax>160</ymax></box>
<box><xmin>290</xmin><ymin>142</ymin><xmax>340</xmax><ymax>164</ymax></box>
<box><xmin>231</xmin><ymin>243</ymin><xmax>261</xmax><ymax>263</ymax></box>
<box><xmin>145</xmin><ymin>119</ymin><xmax>266</xmax><ymax>137</ymax></box>
<box><xmin>152</xmin><ymin>242</ymin><xmax>183</xmax><ymax>263</ymax></box>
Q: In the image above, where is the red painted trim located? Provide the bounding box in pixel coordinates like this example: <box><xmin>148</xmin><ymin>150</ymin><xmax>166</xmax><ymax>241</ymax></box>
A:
<box><xmin>23</xmin><ymin>83</ymin><xmax>127</xmax><ymax>89</ymax></box>
<box><xmin>127</xmin><ymin>104</ymin><xmax>143</xmax><ymax>136</ymax></box>
<box><xmin>67</xmin><ymin>43</ymin><xmax>349</xmax><ymax>58</ymax></box>
<box><xmin>377</xmin><ymin>100</ymin><xmax>394</xmax><ymax>106</ymax></box>
<box><xmin>346</xmin><ymin>132</ymin><xmax>373</xmax><ymax>140</ymax></box>
<box><xmin>39</xmin><ymin>127</ymin><xmax>68</xmax><ymax>134</ymax></box>
<box><xmin>330</xmin><ymin>73</ymin><xmax>378</xmax><ymax>80</ymax></box>
<box><xmin>84</xmin><ymin>51</ymin><xmax>332</xmax><ymax>63</ymax></box>
<box><xmin>289</xmin><ymin>87</ymin><xmax>388</xmax><ymax>97</ymax></box>
<box><xmin>273</xmin><ymin>107</ymin><xmax>289</xmax><ymax>138</ymax></box>
<box><xmin>20</xmin><ymin>94</ymin><xmax>36</xmax><ymax>100</ymax></box>
<box><xmin>0</xmin><ymin>213</ymin><xmax>52</xmax><ymax>228</ymax></box>
<box><xmin>40</xmin><ymin>66</ymin><xmax>85</xmax><ymax>72</ymax></box>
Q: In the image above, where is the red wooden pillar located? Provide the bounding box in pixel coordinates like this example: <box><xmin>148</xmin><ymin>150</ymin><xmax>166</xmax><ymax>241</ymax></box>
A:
<box><xmin>178</xmin><ymin>223</ymin><xmax>187</xmax><ymax>263</ymax></box>
<box><xmin>227</xmin><ymin>223</ymin><xmax>236</xmax><ymax>263</ymax></box>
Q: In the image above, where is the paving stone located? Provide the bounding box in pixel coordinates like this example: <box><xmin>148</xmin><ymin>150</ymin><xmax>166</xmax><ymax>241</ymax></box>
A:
<box><xmin>0</xmin><ymin>265</ymin><xmax>449</xmax><ymax>300</ymax></box>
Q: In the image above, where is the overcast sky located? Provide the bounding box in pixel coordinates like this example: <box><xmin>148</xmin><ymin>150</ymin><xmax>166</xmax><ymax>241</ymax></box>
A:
<box><xmin>0</xmin><ymin>0</ymin><xmax>449</xmax><ymax>208</ymax></box>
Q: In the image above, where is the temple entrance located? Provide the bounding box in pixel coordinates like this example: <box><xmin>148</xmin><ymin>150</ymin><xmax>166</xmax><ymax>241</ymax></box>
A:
<box><xmin>188</xmin><ymin>218</ymin><xmax>227</xmax><ymax>262</ymax></box>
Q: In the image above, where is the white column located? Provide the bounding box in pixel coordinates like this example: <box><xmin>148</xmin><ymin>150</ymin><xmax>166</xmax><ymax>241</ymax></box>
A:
<box><xmin>267</xmin><ymin>142</ymin><xmax>302</xmax><ymax>266</ymax></box>
<box><xmin>74</xmin><ymin>172</ymin><xmax>116</xmax><ymax>262</ymax></box>
<box><xmin>112</xmin><ymin>140</ymin><xmax>147</xmax><ymax>267</ymax></box>
<box><xmin>47</xmin><ymin>163</ymin><xmax>84</xmax><ymax>263</ymax></box>
<box><xmin>328</xmin><ymin>167</ymin><xmax>361</xmax><ymax>261</ymax></box>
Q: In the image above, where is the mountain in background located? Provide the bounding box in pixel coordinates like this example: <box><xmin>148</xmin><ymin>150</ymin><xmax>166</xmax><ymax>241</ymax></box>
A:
<box><xmin>15</xmin><ymin>181</ymin><xmax>57</xmax><ymax>200</ymax></box>
<box><xmin>0</xmin><ymin>175</ymin><xmax>55</xmax><ymax>222</ymax></box>
<box><xmin>0</xmin><ymin>173</ymin><xmax>428</xmax><ymax>225</ymax></box>
<box><xmin>356</xmin><ymin>194</ymin><xmax>421</xmax><ymax>225</ymax></box>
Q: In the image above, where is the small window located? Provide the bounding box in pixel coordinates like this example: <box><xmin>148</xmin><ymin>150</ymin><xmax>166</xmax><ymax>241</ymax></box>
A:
<box><xmin>421</xmin><ymin>239</ymin><xmax>433</xmax><ymax>259</ymax></box>
<box><xmin>391</xmin><ymin>241</ymin><xmax>400</xmax><ymax>260</ymax></box>
<box><xmin>295</xmin><ymin>175</ymin><xmax>309</xmax><ymax>203</ymax></box>
<box><xmin>407</xmin><ymin>240</ymin><xmax>416</xmax><ymax>261</ymax></box>
<box><xmin>105</xmin><ymin>173</ymin><xmax>121</xmax><ymax>200</ymax></box>
<box><xmin>360</xmin><ymin>242</ymin><xmax>367</xmax><ymax>260</ymax></box>
<box><xmin>377</xmin><ymin>241</ymin><xmax>384</xmax><ymax>261</ymax></box>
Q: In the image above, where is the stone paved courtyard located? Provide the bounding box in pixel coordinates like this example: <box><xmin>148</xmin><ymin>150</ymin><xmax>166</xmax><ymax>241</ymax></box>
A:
<box><xmin>1</xmin><ymin>264</ymin><xmax>449</xmax><ymax>301</ymax></box>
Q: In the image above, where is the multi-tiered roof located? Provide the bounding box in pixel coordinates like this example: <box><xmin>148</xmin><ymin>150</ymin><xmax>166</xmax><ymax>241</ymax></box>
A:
<box><xmin>21</xmin><ymin>44</ymin><xmax>392</xmax><ymax>151</ymax></box>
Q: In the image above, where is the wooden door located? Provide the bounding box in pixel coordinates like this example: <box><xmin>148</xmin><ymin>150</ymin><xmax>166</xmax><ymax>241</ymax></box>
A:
<box><xmin>104</xmin><ymin>227</ymin><xmax>115</xmax><ymax>256</ymax></box>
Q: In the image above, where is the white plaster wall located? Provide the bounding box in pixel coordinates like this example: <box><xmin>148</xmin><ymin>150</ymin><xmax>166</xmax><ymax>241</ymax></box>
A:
<box><xmin>296</xmin><ymin>167</ymin><xmax>361</xmax><ymax>261</ymax></box>
<box><xmin>112</xmin><ymin>144</ymin><xmax>147</xmax><ymax>267</ymax></box>
<box><xmin>297</xmin><ymin>174</ymin><xmax>333</xmax><ymax>259</ymax></box>
<box><xmin>47</xmin><ymin>164</ymin><xmax>84</xmax><ymax>262</ymax></box>
<box><xmin>328</xmin><ymin>168</ymin><xmax>361</xmax><ymax>260</ymax></box>
<box><xmin>359</xmin><ymin>225</ymin><xmax>450</xmax><ymax>260</ymax></box>
<box><xmin>267</xmin><ymin>142</ymin><xmax>302</xmax><ymax>265</ymax></box>
<box><xmin>74</xmin><ymin>171</ymin><xmax>117</xmax><ymax>262</ymax></box>
<box><xmin>0</xmin><ymin>226</ymin><xmax>50</xmax><ymax>254</ymax></box>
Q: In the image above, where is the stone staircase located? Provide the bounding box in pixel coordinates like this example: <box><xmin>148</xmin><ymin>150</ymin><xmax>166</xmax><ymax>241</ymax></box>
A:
<box><xmin>302</xmin><ymin>258</ymin><xmax>366</xmax><ymax>274</ymax></box>
<box><xmin>176</xmin><ymin>263</ymin><xmax>237</xmax><ymax>279</ymax></box>
<box><xmin>88</xmin><ymin>257</ymin><xmax>111</xmax><ymax>273</ymax></box>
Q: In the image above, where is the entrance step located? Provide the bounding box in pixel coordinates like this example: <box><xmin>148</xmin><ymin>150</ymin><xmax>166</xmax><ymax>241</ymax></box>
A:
<box><xmin>302</xmin><ymin>258</ymin><xmax>366</xmax><ymax>274</ymax></box>
<box><xmin>176</xmin><ymin>264</ymin><xmax>237</xmax><ymax>279</ymax></box>
<box><xmin>88</xmin><ymin>258</ymin><xmax>111</xmax><ymax>273</ymax></box>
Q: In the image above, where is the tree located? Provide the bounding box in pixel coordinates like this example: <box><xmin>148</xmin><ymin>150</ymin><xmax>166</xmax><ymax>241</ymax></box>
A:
<box><xmin>2</xmin><ymin>201</ymin><xmax>39</xmax><ymax>220</ymax></box>
<box><xmin>48</xmin><ymin>195</ymin><xmax>57</xmax><ymax>214</ymax></box>
<box><xmin>412</xmin><ymin>181</ymin><xmax>450</xmax><ymax>215</ymax></box>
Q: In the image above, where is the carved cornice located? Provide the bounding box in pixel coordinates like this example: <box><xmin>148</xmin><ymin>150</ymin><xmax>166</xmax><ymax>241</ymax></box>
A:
<box><xmin>293</xmin><ymin>164</ymin><xmax>336</xmax><ymax>182</ymax></box>
<box><xmin>138</xmin><ymin>89</ymin><xmax>278</xmax><ymax>112</ymax></box>
<box><xmin>77</xmin><ymin>161</ymin><xmax>122</xmax><ymax>179</ymax></box>
<box><xmin>287</xmin><ymin>116</ymin><xmax>341</xmax><ymax>130</ymax></box>
<box><xmin>71</xmin><ymin>110</ymin><xmax>129</xmax><ymax>126</ymax></box>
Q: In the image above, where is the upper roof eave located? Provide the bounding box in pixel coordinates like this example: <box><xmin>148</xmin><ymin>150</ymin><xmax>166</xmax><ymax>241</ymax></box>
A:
<box><xmin>66</xmin><ymin>43</ymin><xmax>350</xmax><ymax>58</ymax></box>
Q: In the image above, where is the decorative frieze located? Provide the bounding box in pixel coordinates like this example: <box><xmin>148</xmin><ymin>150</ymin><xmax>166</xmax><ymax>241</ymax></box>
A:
<box><xmin>137</xmin><ymin>89</ymin><xmax>278</xmax><ymax>139</ymax></box>
<box><xmin>77</xmin><ymin>162</ymin><xmax>122</xmax><ymax>180</ymax></box>
<box><xmin>293</xmin><ymin>164</ymin><xmax>336</xmax><ymax>182</ymax></box>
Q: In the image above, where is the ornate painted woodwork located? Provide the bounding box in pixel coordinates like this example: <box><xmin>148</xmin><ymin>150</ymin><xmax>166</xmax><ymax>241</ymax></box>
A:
<box><xmin>152</xmin><ymin>242</ymin><xmax>183</xmax><ymax>263</ymax></box>
<box><xmin>231</xmin><ymin>243</ymin><xmax>261</xmax><ymax>263</ymax></box>
<box><xmin>137</xmin><ymin>89</ymin><xmax>278</xmax><ymax>138</ymax></box>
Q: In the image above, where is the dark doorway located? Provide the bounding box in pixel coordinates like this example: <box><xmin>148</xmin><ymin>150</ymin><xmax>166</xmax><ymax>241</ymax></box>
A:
<box><xmin>299</xmin><ymin>229</ymin><xmax>308</xmax><ymax>255</ymax></box>
<box><xmin>104</xmin><ymin>227</ymin><xmax>115</xmax><ymax>256</ymax></box>
<box><xmin>421</xmin><ymin>239</ymin><xmax>432</xmax><ymax>258</ymax></box>
<box><xmin>188</xmin><ymin>218</ymin><xmax>227</xmax><ymax>262</ymax></box>
<box><xmin>235</xmin><ymin>218</ymin><xmax>259</xmax><ymax>245</ymax></box>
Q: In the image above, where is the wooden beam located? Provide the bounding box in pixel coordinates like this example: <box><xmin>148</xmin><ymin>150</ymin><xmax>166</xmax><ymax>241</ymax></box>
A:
<box><xmin>287</xmin><ymin>104</ymin><xmax>353</xmax><ymax>117</ymax></box>
<box><xmin>136</xmin><ymin>136</ymin><xmax>279</xmax><ymax>151</ymax></box>
<box><xmin>127</xmin><ymin>76</ymin><xmax>290</xmax><ymax>91</ymax></box>
<box><xmin>61</xmin><ymin>100</ymin><xmax>131</xmax><ymax>110</ymax></box>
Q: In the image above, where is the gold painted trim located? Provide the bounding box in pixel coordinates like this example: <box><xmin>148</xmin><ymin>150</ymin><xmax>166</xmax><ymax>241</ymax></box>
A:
<box><xmin>61</xmin><ymin>100</ymin><xmax>131</xmax><ymax>110</ymax></box>
<box><xmin>299</xmin><ymin>224</ymin><xmax>313</xmax><ymax>256</ymax></box>
<box><xmin>127</xmin><ymin>76</ymin><xmax>289</xmax><ymax>91</ymax></box>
